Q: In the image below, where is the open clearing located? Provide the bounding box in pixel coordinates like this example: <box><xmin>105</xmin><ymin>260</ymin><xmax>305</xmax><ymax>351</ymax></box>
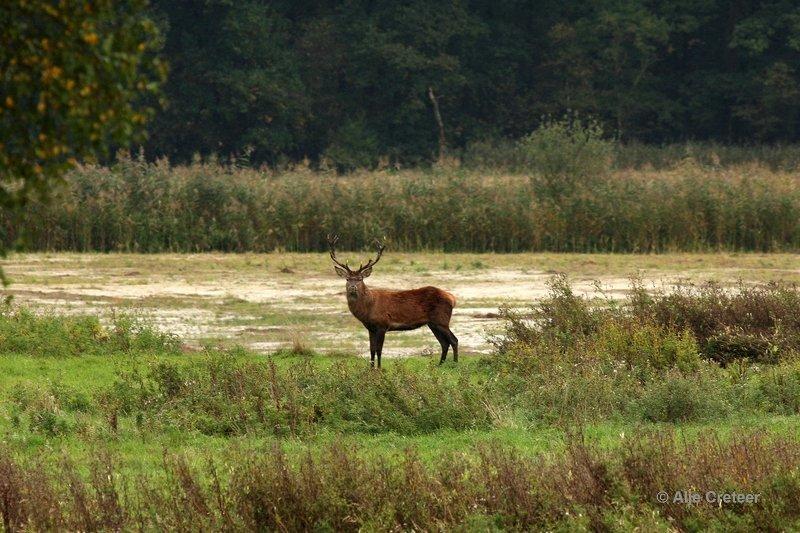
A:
<box><xmin>4</xmin><ymin>252</ymin><xmax>800</xmax><ymax>357</ymax></box>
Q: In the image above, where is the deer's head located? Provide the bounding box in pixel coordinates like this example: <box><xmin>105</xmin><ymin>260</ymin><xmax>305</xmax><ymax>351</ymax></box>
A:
<box><xmin>327</xmin><ymin>234</ymin><xmax>385</xmax><ymax>299</ymax></box>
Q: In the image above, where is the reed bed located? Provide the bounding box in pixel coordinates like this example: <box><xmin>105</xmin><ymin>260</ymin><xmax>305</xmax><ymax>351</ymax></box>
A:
<box><xmin>3</xmin><ymin>155</ymin><xmax>800</xmax><ymax>253</ymax></box>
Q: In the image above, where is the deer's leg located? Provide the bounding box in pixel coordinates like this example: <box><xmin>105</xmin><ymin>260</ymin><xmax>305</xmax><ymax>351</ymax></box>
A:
<box><xmin>428</xmin><ymin>324</ymin><xmax>450</xmax><ymax>364</ymax></box>
<box><xmin>444</xmin><ymin>328</ymin><xmax>458</xmax><ymax>362</ymax></box>
<box><xmin>375</xmin><ymin>329</ymin><xmax>386</xmax><ymax>369</ymax></box>
<box><xmin>368</xmin><ymin>329</ymin><xmax>376</xmax><ymax>368</ymax></box>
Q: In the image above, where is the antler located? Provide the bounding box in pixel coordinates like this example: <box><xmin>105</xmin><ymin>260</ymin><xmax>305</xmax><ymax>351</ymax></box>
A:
<box><xmin>327</xmin><ymin>234</ymin><xmax>351</xmax><ymax>272</ymax></box>
<box><xmin>357</xmin><ymin>238</ymin><xmax>386</xmax><ymax>272</ymax></box>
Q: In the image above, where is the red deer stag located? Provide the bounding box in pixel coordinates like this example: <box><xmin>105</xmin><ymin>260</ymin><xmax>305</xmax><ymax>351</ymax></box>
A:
<box><xmin>328</xmin><ymin>235</ymin><xmax>458</xmax><ymax>368</ymax></box>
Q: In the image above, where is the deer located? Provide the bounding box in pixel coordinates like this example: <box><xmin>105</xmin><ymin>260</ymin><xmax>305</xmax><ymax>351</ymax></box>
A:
<box><xmin>328</xmin><ymin>235</ymin><xmax>458</xmax><ymax>368</ymax></box>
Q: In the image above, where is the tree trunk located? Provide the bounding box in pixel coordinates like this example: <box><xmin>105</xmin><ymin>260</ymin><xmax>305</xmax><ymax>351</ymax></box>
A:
<box><xmin>427</xmin><ymin>87</ymin><xmax>447</xmax><ymax>162</ymax></box>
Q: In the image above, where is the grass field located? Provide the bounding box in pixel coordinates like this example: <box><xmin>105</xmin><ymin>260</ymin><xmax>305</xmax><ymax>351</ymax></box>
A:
<box><xmin>3</xmin><ymin>252</ymin><xmax>800</xmax><ymax>530</ymax></box>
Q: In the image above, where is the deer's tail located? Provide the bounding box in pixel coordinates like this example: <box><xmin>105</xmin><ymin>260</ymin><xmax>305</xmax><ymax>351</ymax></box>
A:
<box><xmin>443</xmin><ymin>290</ymin><xmax>457</xmax><ymax>309</ymax></box>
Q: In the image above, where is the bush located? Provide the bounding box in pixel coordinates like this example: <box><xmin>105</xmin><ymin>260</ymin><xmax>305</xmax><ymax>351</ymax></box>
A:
<box><xmin>594</xmin><ymin>323</ymin><xmax>701</xmax><ymax>376</ymax></box>
<box><xmin>629</xmin><ymin>280</ymin><xmax>800</xmax><ymax>364</ymax></box>
<box><xmin>490</xmin><ymin>275</ymin><xmax>800</xmax><ymax>422</ymax></box>
<box><xmin>9</xmin><ymin>383</ymin><xmax>75</xmax><ymax>436</ymax></box>
<box><xmin>497</xmin><ymin>276</ymin><xmax>800</xmax><ymax>368</ymax></box>
<box><xmin>635</xmin><ymin>371</ymin><xmax>729</xmax><ymax>423</ymax></box>
<box><xmin>754</xmin><ymin>363</ymin><xmax>800</xmax><ymax>414</ymax></box>
<box><xmin>518</xmin><ymin>114</ymin><xmax>615</xmax><ymax>198</ymax></box>
<box><xmin>104</xmin><ymin>352</ymin><xmax>495</xmax><ymax>436</ymax></box>
<box><xmin>0</xmin><ymin>305</ymin><xmax>180</xmax><ymax>357</ymax></box>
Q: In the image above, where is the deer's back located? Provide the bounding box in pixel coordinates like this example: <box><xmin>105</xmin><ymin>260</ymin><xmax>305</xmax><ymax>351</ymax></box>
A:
<box><xmin>359</xmin><ymin>286</ymin><xmax>455</xmax><ymax>330</ymax></box>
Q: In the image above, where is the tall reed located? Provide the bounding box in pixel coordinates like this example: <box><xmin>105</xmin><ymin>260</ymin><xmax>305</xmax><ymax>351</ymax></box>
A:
<box><xmin>4</xmin><ymin>155</ymin><xmax>800</xmax><ymax>252</ymax></box>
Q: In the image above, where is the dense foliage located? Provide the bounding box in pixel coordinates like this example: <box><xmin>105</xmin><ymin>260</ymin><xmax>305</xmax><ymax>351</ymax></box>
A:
<box><xmin>0</xmin><ymin>0</ymin><xmax>164</xmax><ymax>208</ymax></box>
<box><xmin>145</xmin><ymin>0</ymin><xmax>800</xmax><ymax>166</ymax></box>
<box><xmin>0</xmin><ymin>0</ymin><xmax>164</xmax><ymax>284</ymax></box>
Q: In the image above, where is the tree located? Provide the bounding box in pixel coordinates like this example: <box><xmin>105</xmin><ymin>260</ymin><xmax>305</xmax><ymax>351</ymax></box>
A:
<box><xmin>147</xmin><ymin>0</ymin><xmax>306</xmax><ymax>164</ymax></box>
<box><xmin>321</xmin><ymin>0</ymin><xmax>483</xmax><ymax>164</ymax></box>
<box><xmin>0</xmin><ymin>0</ymin><xmax>164</xmax><ymax>281</ymax></box>
<box><xmin>546</xmin><ymin>1</ymin><xmax>671</xmax><ymax>139</ymax></box>
<box><xmin>728</xmin><ymin>2</ymin><xmax>800</xmax><ymax>140</ymax></box>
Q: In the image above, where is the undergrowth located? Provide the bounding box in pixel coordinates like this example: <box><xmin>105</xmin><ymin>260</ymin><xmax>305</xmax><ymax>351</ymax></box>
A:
<box><xmin>0</xmin><ymin>305</ymin><xmax>180</xmax><ymax>357</ymax></box>
<box><xmin>5</xmin><ymin>277</ymin><xmax>800</xmax><ymax>437</ymax></box>
<box><xmin>4</xmin><ymin>278</ymin><xmax>800</xmax><ymax>529</ymax></box>
<box><xmin>1</xmin><ymin>431</ymin><xmax>799</xmax><ymax>531</ymax></box>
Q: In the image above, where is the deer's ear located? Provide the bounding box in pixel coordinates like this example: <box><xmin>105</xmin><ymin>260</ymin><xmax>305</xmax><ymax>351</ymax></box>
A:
<box><xmin>360</xmin><ymin>266</ymin><xmax>373</xmax><ymax>278</ymax></box>
<box><xmin>334</xmin><ymin>265</ymin><xmax>348</xmax><ymax>278</ymax></box>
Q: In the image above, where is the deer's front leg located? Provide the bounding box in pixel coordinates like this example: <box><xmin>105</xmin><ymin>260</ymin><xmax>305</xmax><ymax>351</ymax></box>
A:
<box><xmin>368</xmin><ymin>328</ymin><xmax>376</xmax><ymax>368</ymax></box>
<box><xmin>375</xmin><ymin>329</ymin><xmax>386</xmax><ymax>369</ymax></box>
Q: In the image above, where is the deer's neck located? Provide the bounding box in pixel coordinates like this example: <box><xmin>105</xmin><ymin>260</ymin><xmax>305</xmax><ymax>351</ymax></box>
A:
<box><xmin>347</xmin><ymin>283</ymin><xmax>375</xmax><ymax>322</ymax></box>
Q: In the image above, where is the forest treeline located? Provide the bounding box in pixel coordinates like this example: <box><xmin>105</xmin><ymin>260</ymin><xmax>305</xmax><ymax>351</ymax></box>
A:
<box><xmin>143</xmin><ymin>0</ymin><xmax>800</xmax><ymax>167</ymax></box>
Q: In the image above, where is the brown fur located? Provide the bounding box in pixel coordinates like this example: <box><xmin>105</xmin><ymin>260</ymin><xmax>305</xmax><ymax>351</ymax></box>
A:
<box><xmin>348</xmin><ymin>286</ymin><xmax>455</xmax><ymax>331</ymax></box>
<box><xmin>328</xmin><ymin>235</ymin><xmax>458</xmax><ymax>367</ymax></box>
<box><xmin>344</xmin><ymin>281</ymin><xmax>459</xmax><ymax>367</ymax></box>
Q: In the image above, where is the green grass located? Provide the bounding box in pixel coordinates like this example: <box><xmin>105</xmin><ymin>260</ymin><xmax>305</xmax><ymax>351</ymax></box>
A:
<box><xmin>3</xmin><ymin>346</ymin><xmax>800</xmax><ymax>470</ymax></box>
<box><xmin>5</xmin><ymin>260</ymin><xmax>800</xmax><ymax>528</ymax></box>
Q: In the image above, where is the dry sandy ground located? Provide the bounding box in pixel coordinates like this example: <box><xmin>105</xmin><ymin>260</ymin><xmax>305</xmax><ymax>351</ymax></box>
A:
<box><xmin>3</xmin><ymin>252</ymin><xmax>798</xmax><ymax>357</ymax></box>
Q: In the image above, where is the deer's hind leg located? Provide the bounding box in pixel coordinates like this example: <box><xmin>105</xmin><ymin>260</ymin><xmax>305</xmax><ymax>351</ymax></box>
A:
<box><xmin>429</xmin><ymin>324</ymin><xmax>451</xmax><ymax>364</ymax></box>
<box><xmin>447</xmin><ymin>329</ymin><xmax>458</xmax><ymax>362</ymax></box>
<box><xmin>442</xmin><ymin>327</ymin><xmax>458</xmax><ymax>362</ymax></box>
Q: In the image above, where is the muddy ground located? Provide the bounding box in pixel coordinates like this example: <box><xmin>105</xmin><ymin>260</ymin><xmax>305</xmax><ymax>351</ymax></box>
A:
<box><xmin>3</xmin><ymin>252</ymin><xmax>799</xmax><ymax>357</ymax></box>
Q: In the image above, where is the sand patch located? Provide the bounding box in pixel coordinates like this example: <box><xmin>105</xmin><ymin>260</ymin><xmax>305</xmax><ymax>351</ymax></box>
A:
<box><xmin>1</xmin><ymin>254</ymin><xmax>770</xmax><ymax>357</ymax></box>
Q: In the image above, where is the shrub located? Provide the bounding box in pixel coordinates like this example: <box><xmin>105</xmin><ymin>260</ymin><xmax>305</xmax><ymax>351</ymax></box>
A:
<box><xmin>0</xmin><ymin>306</ymin><xmax>180</xmax><ymax>357</ymax></box>
<box><xmin>498</xmin><ymin>276</ymin><xmax>800</xmax><ymax>368</ymax></box>
<box><xmin>629</xmin><ymin>280</ymin><xmax>800</xmax><ymax>364</ymax></box>
<box><xmin>490</xmin><ymin>276</ymin><xmax>800</xmax><ymax>422</ymax></box>
<box><xmin>594</xmin><ymin>322</ymin><xmax>701</xmax><ymax>376</ymax></box>
<box><xmin>104</xmin><ymin>352</ymin><xmax>495</xmax><ymax>436</ymax></box>
<box><xmin>492</xmin><ymin>273</ymin><xmax>601</xmax><ymax>354</ymax></box>
<box><xmin>10</xmin><ymin>384</ymin><xmax>72</xmax><ymax>436</ymax></box>
<box><xmin>518</xmin><ymin>114</ymin><xmax>615</xmax><ymax>198</ymax></box>
<box><xmin>754</xmin><ymin>363</ymin><xmax>800</xmax><ymax>414</ymax></box>
<box><xmin>635</xmin><ymin>371</ymin><xmax>729</xmax><ymax>423</ymax></box>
